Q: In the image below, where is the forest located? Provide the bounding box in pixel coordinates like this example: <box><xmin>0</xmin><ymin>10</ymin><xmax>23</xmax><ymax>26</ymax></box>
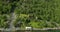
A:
<box><xmin>0</xmin><ymin>0</ymin><xmax>60</xmax><ymax>29</ymax></box>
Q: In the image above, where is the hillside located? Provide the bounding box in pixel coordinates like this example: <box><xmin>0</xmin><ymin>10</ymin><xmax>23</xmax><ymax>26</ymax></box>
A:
<box><xmin>0</xmin><ymin>0</ymin><xmax>60</xmax><ymax>29</ymax></box>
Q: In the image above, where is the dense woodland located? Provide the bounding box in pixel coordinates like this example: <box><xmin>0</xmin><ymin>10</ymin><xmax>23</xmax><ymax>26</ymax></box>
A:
<box><xmin>0</xmin><ymin>0</ymin><xmax>60</xmax><ymax>28</ymax></box>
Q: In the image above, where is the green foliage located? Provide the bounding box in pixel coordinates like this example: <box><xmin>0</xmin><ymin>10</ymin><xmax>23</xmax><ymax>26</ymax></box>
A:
<box><xmin>0</xmin><ymin>15</ymin><xmax>9</xmax><ymax>28</ymax></box>
<box><xmin>0</xmin><ymin>0</ymin><xmax>60</xmax><ymax>28</ymax></box>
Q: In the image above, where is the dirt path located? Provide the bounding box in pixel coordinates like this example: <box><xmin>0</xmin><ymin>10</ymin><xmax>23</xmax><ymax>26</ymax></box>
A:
<box><xmin>10</xmin><ymin>12</ymin><xmax>16</xmax><ymax>30</ymax></box>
